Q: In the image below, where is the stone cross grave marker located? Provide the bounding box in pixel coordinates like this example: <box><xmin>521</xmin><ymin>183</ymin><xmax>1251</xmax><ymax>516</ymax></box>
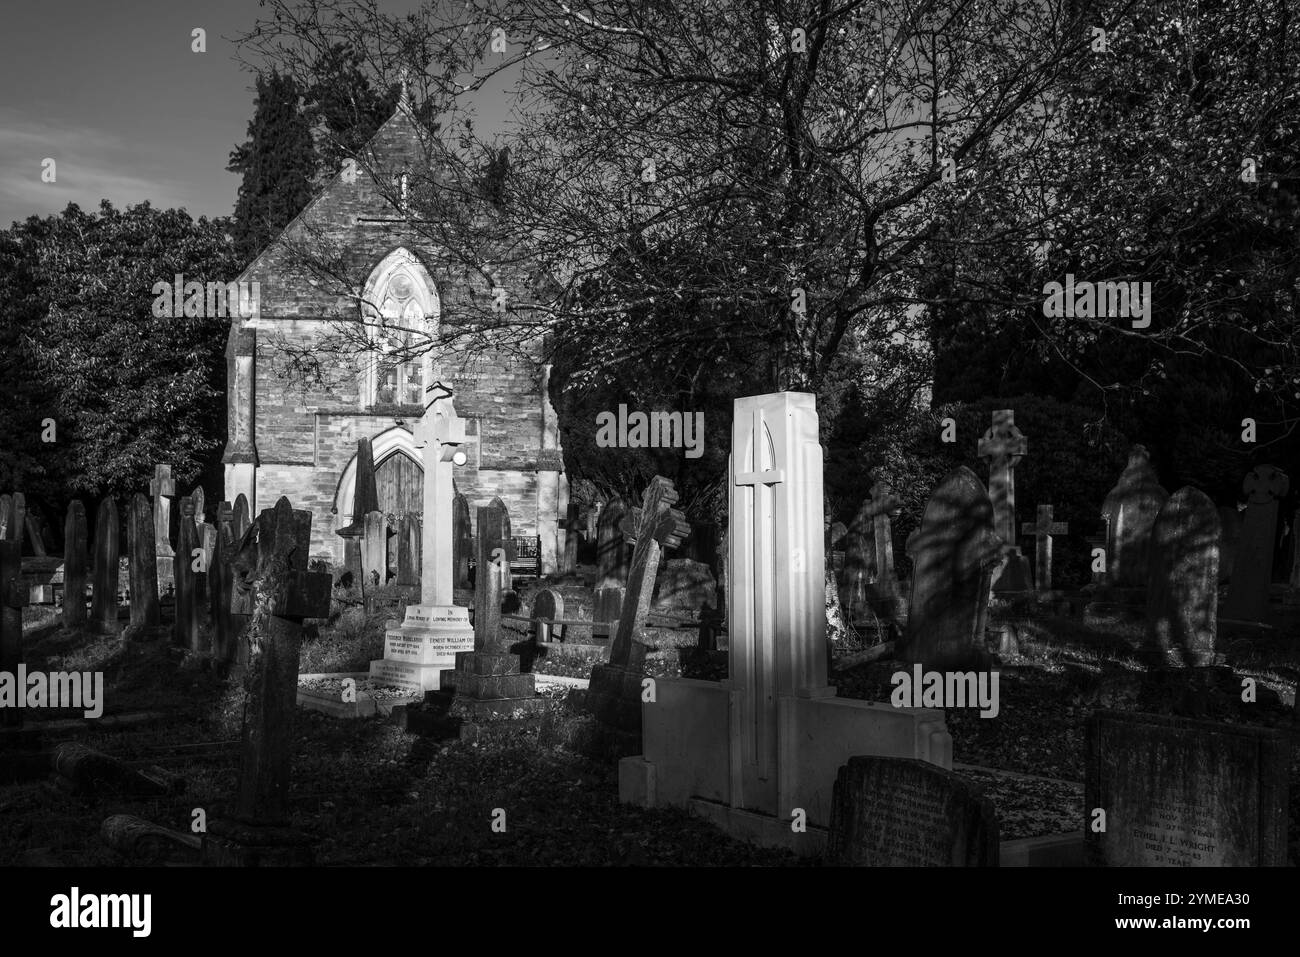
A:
<box><xmin>1145</xmin><ymin>487</ymin><xmax>1220</xmax><ymax>667</ymax></box>
<box><xmin>1021</xmin><ymin>504</ymin><xmax>1068</xmax><ymax>592</ymax></box>
<box><xmin>63</xmin><ymin>501</ymin><xmax>88</xmax><ymax>628</ymax></box>
<box><xmin>370</xmin><ymin>389</ymin><xmax>475</xmax><ymax>693</ymax></box>
<box><xmin>559</xmin><ymin>503</ymin><xmax>582</xmax><ymax>575</ymax></box>
<box><xmin>149</xmin><ymin>466</ymin><xmax>176</xmax><ymax>597</ymax></box>
<box><xmin>91</xmin><ymin>499</ymin><xmax>120</xmax><ymax>632</ymax></box>
<box><xmin>977</xmin><ymin>410</ymin><xmax>1031</xmax><ymax>593</ymax></box>
<box><xmin>903</xmin><ymin>467</ymin><xmax>1002</xmax><ymax>670</ymax></box>
<box><xmin>1223</xmin><ymin>465</ymin><xmax>1288</xmax><ymax>622</ymax></box>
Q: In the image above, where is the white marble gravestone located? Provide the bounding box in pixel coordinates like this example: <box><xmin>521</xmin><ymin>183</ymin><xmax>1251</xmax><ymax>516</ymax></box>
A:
<box><xmin>370</xmin><ymin>390</ymin><xmax>476</xmax><ymax>692</ymax></box>
<box><xmin>621</xmin><ymin>392</ymin><xmax>951</xmax><ymax>855</ymax></box>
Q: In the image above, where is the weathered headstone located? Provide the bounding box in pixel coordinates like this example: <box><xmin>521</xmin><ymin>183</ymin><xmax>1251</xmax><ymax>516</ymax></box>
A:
<box><xmin>361</xmin><ymin>510</ymin><xmax>388</xmax><ymax>590</ymax></box>
<box><xmin>978</xmin><ymin>410</ymin><xmax>1032</xmax><ymax>593</ymax></box>
<box><xmin>91</xmin><ymin>499</ymin><xmax>120</xmax><ymax>631</ymax></box>
<box><xmin>63</xmin><ymin>501</ymin><xmax>88</xmax><ymax>628</ymax></box>
<box><xmin>585</xmin><ymin>477</ymin><xmax>689</xmax><ymax>751</ymax></box>
<box><xmin>596</xmin><ymin>496</ymin><xmax>629</xmax><ymax>587</ymax></box>
<box><xmin>1100</xmin><ymin>445</ymin><xmax>1168</xmax><ymax>588</ymax></box>
<box><xmin>174</xmin><ymin>497</ymin><xmax>203</xmax><ymax>651</ymax></box>
<box><xmin>0</xmin><ymin>540</ymin><xmax>26</xmax><ymax>728</ymax></box>
<box><xmin>209</xmin><ymin>497</ymin><xmax>330</xmax><ymax>864</ymax></box>
<box><xmin>1222</xmin><ymin>465</ymin><xmax>1289</xmax><ymax>622</ymax></box>
<box><xmin>559</xmin><ymin>503</ymin><xmax>582</xmax><ymax>575</ymax></box>
<box><xmin>1021</xmin><ymin>504</ymin><xmax>1068</xmax><ymax>592</ymax></box>
<box><xmin>396</xmin><ymin>512</ymin><xmax>420</xmax><ymax>587</ymax></box>
<box><xmin>592</xmin><ymin>585</ymin><xmax>622</xmax><ymax>642</ymax></box>
<box><xmin>126</xmin><ymin>494</ymin><xmax>159</xmax><ymax>630</ymax></box>
<box><xmin>449</xmin><ymin>501</ymin><xmax>544</xmax><ymax>719</ymax></box>
<box><xmin>1085</xmin><ymin>710</ymin><xmax>1288</xmax><ymax>866</ymax></box>
<box><xmin>452</xmin><ymin>490</ymin><xmax>471</xmax><ymax>589</ymax></box>
<box><xmin>532</xmin><ymin>588</ymin><xmax>563</xmax><ymax>643</ymax></box>
<box><xmin>371</xmin><ymin>393</ymin><xmax>475</xmax><ymax>692</ymax></box>
<box><xmin>149</xmin><ymin>466</ymin><xmax>176</xmax><ymax>597</ymax></box>
<box><xmin>902</xmin><ymin>467</ymin><xmax>1002</xmax><ymax>670</ymax></box>
<box><xmin>623</xmin><ymin>393</ymin><xmax>953</xmax><ymax>854</ymax></box>
<box><xmin>1143</xmin><ymin>487</ymin><xmax>1220</xmax><ymax>666</ymax></box>
<box><xmin>828</xmin><ymin>756</ymin><xmax>999</xmax><ymax>866</ymax></box>
<box><xmin>190</xmin><ymin>485</ymin><xmax>206</xmax><ymax>525</ymax></box>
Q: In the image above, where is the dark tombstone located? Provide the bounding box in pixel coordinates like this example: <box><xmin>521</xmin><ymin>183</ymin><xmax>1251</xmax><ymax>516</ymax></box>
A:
<box><xmin>1222</xmin><ymin>465</ymin><xmax>1289</xmax><ymax>622</ymax></box>
<box><xmin>174</xmin><ymin>497</ymin><xmax>203</xmax><ymax>651</ymax></box>
<box><xmin>336</xmin><ymin>438</ymin><xmax>379</xmax><ymax>584</ymax></box>
<box><xmin>91</xmin><ymin>498</ymin><xmax>120</xmax><ymax>631</ymax></box>
<box><xmin>0</xmin><ymin>540</ymin><xmax>25</xmax><ymax>728</ymax></box>
<box><xmin>452</xmin><ymin>490</ymin><xmax>471</xmax><ymax>589</ymax></box>
<box><xmin>127</xmin><ymin>494</ymin><xmax>159</xmax><ymax>629</ymax></box>
<box><xmin>1144</xmin><ymin>487</ymin><xmax>1220</xmax><ymax>667</ymax></box>
<box><xmin>559</xmin><ymin>503</ymin><xmax>582</xmax><ymax>575</ymax></box>
<box><xmin>209</xmin><ymin>497</ymin><xmax>331</xmax><ymax>865</ymax></box>
<box><xmin>63</xmin><ymin>501</ymin><xmax>88</xmax><ymax>628</ymax></box>
<box><xmin>596</xmin><ymin>496</ymin><xmax>629</xmax><ymax>588</ymax></box>
<box><xmin>396</xmin><ymin>512</ymin><xmax>420</xmax><ymax>587</ymax></box>
<box><xmin>828</xmin><ymin>757</ymin><xmax>999</xmax><ymax>866</ymax></box>
<box><xmin>1100</xmin><ymin>445</ymin><xmax>1168</xmax><ymax>589</ymax></box>
<box><xmin>532</xmin><ymin>588</ymin><xmax>564</xmax><ymax>644</ymax></box>
<box><xmin>1085</xmin><ymin>710</ymin><xmax>1288</xmax><ymax>866</ymax></box>
<box><xmin>901</xmin><ymin>467</ymin><xmax>1002</xmax><ymax>670</ymax></box>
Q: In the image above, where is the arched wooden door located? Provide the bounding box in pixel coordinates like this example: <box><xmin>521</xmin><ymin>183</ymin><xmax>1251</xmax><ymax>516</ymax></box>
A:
<box><xmin>376</xmin><ymin>452</ymin><xmax>422</xmax><ymax>575</ymax></box>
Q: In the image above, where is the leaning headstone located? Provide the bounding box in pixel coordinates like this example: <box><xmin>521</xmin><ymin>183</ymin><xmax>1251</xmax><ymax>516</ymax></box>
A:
<box><xmin>127</xmin><ymin>495</ymin><xmax>159</xmax><ymax>629</ymax></box>
<box><xmin>63</xmin><ymin>501</ymin><xmax>88</xmax><ymax>628</ymax></box>
<box><xmin>1100</xmin><ymin>445</ymin><xmax>1168</xmax><ymax>588</ymax></box>
<box><xmin>532</xmin><ymin>588</ymin><xmax>563</xmax><ymax>644</ymax></box>
<box><xmin>585</xmin><ymin>477</ymin><xmax>689</xmax><ymax>753</ymax></box>
<box><xmin>1085</xmin><ymin>710</ymin><xmax>1288</xmax><ymax>866</ymax></box>
<box><xmin>208</xmin><ymin>497</ymin><xmax>330</xmax><ymax>865</ymax></box>
<box><xmin>828</xmin><ymin>756</ymin><xmax>999</xmax><ymax>866</ymax></box>
<box><xmin>1222</xmin><ymin>465</ymin><xmax>1289</xmax><ymax>622</ymax></box>
<box><xmin>902</xmin><ymin>467</ymin><xmax>1003</xmax><ymax>670</ymax></box>
<box><xmin>1021</xmin><ymin>504</ymin><xmax>1068</xmax><ymax>592</ymax></box>
<box><xmin>1144</xmin><ymin>487</ymin><xmax>1220</xmax><ymax>667</ymax></box>
<box><xmin>0</xmin><ymin>540</ymin><xmax>26</xmax><ymax>728</ymax></box>
<box><xmin>91</xmin><ymin>499</ymin><xmax>120</xmax><ymax>631</ymax></box>
<box><xmin>978</xmin><ymin>410</ymin><xmax>1032</xmax><ymax>593</ymax></box>
<box><xmin>149</xmin><ymin>466</ymin><xmax>176</xmax><ymax>597</ymax></box>
<box><xmin>596</xmin><ymin>496</ymin><xmax>629</xmax><ymax>587</ymax></box>
<box><xmin>452</xmin><ymin>490</ymin><xmax>471</xmax><ymax>589</ymax></box>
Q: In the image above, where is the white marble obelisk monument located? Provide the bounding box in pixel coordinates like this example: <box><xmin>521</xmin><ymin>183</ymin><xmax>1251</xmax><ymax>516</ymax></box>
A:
<box><xmin>370</xmin><ymin>386</ymin><xmax>476</xmax><ymax>691</ymax></box>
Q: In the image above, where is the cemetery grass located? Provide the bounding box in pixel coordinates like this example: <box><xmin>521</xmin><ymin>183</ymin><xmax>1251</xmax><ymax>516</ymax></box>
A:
<box><xmin>831</xmin><ymin>613</ymin><xmax>1300</xmax><ymax>862</ymax></box>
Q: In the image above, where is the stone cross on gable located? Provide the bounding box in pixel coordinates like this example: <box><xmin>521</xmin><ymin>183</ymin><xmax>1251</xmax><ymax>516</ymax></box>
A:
<box><xmin>977</xmin><ymin>410</ymin><xmax>1027</xmax><ymax>547</ymax></box>
<box><xmin>412</xmin><ymin>385</ymin><xmax>467</xmax><ymax>607</ymax></box>
<box><xmin>611</xmin><ymin>477</ymin><xmax>690</xmax><ymax>667</ymax></box>
<box><xmin>1021</xmin><ymin>504</ymin><xmax>1068</xmax><ymax>591</ymax></box>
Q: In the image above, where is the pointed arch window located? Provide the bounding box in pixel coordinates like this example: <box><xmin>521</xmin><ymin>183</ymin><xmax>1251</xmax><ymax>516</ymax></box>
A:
<box><xmin>360</xmin><ymin>249</ymin><xmax>439</xmax><ymax>409</ymax></box>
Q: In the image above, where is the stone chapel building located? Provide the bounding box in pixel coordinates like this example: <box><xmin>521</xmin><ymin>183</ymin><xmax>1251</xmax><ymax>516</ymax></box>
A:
<box><xmin>222</xmin><ymin>95</ymin><xmax>567</xmax><ymax>572</ymax></box>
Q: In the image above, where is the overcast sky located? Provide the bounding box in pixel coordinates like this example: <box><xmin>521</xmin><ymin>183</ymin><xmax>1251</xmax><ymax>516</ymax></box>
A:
<box><xmin>0</xmin><ymin>0</ymin><xmax>514</xmax><ymax>229</ymax></box>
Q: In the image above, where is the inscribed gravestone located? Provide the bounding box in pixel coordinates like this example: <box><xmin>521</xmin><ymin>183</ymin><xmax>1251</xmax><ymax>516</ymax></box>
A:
<box><xmin>1145</xmin><ymin>487</ymin><xmax>1219</xmax><ymax>667</ymax></box>
<box><xmin>1222</xmin><ymin>465</ymin><xmax>1288</xmax><ymax>622</ymax></box>
<box><xmin>1085</xmin><ymin>710</ymin><xmax>1288</xmax><ymax>866</ymax></box>
<box><xmin>902</xmin><ymin>467</ymin><xmax>1002</xmax><ymax>670</ymax></box>
<box><xmin>828</xmin><ymin>756</ymin><xmax>999</xmax><ymax>866</ymax></box>
<box><xmin>1100</xmin><ymin>446</ymin><xmax>1168</xmax><ymax>588</ymax></box>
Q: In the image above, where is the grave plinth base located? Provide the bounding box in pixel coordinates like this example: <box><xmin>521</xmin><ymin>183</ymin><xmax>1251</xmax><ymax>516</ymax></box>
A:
<box><xmin>202</xmin><ymin>818</ymin><xmax>314</xmax><ymax>867</ymax></box>
<box><xmin>449</xmin><ymin>650</ymin><xmax>543</xmax><ymax>720</ymax></box>
<box><xmin>623</xmin><ymin>676</ymin><xmax>952</xmax><ymax>852</ymax></box>
<box><xmin>369</xmin><ymin>605</ymin><xmax>474</xmax><ymax>692</ymax></box>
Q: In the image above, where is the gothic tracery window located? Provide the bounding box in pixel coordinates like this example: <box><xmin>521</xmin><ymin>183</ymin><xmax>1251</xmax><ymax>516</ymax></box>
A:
<box><xmin>361</xmin><ymin>249</ymin><xmax>438</xmax><ymax>408</ymax></box>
